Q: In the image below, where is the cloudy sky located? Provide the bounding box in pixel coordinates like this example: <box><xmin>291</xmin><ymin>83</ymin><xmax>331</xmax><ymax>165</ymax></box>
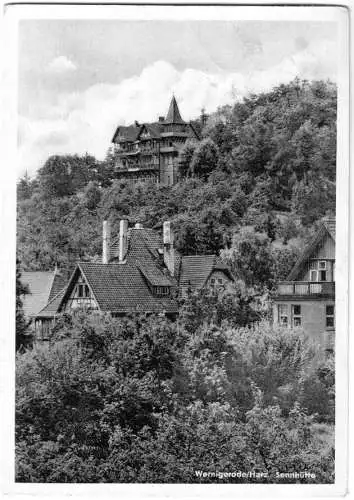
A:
<box><xmin>18</xmin><ymin>19</ymin><xmax>338</xmax><ymax>176</ymax></box>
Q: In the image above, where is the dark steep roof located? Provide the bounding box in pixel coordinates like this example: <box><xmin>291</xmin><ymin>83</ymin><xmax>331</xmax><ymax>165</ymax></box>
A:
<box><xmin>34</xmin><ymin>225</ymin><xmax>233</xmax><ymax>320</ymax></box>
<box><xmin>139</xmin><ymin>123</ymin><xmax>163</xmax><ymax>139</ymax></box>
<box><xmin>165</xmin><ymin>96</ymin><xmax>185</xmax><ymax>124</ymax></box>
<box><xmin>287</xmin><ymin>217</ymin><xmax>336</xmax><ymax>281</ymax></box>
<box><xmin>179</xmin><ymin>255</ymin><xmax>232</xmax><ymax>296</ymax></box>
<box><xmin>112</xmin><ymin>125</ymin><xmax>141</xmax><ymax>143</ymax></box>
<box><xmin>111</xmin><ymin>96</ymin><xmax>199</xmax><ymax>147</ymax></box>
<box><xmin>35</xmin><ymin>288</ymin><xmax>67</xmax><ymax>319</ymax></box>
<box><xmin>48</xmin><ymin>272</ymin><xmax>68</xmax><ymax>302</ymax></box>
<box><xmin>59</xmin><ymin>263</ymin><xmax>178</xmax><ymax>314</ymax></box>
<box><xmin>322</xmin><ymin>217</ymin><xmax>336</xmax><ymax>240</ymax></box>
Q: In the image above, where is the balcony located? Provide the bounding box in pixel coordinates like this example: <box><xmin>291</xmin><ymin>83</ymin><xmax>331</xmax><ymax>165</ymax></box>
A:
<box><xmin>115</xmin><ymin>163</ymin><xmax>159</xmax><ymax>174</ymax></box>
<box><xmin>275</xmin><ymin>281</ymin><xmax>335</xmax><ymax>298</ymax></box>
<box><xmin>160</xmin><ymin>146</ymin><xmax>178</xmax><ymax>153</ymax></box>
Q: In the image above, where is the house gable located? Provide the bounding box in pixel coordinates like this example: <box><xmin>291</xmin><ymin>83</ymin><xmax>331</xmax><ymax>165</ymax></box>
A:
<box><xmin>58</xmin><ymin>266</ymin><xmax>99</xmax><ymax>313</ymax></box>
<box><xmin>179</xmin><ymin>255</ymin><xmax>234</xmax><ymax>297</ymax></box>
<box><xmin>287</xmin><ymin>219</ymin><xmax>336</xmax><ymax>281</ymax></box>
<box><xmin>207</xmin><ymin>269</ymin><xmax>233</xmax><ymax>288</ymax></box>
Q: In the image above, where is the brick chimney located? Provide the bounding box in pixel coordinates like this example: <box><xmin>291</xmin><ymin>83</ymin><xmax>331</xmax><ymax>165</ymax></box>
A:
<box><xmin>163</xmin><ymin>221</ymin><xmax>175</xmax><ymax>276</ymax></box>
<box><xmin>102</xmin><ymin>220</ymin><xmax>111</xmax><ymax>264</ymax></box>
<box><xmin>119</xmin><ymin>219</ymin><xmax>129</xmax><ymax>263</ymax></box>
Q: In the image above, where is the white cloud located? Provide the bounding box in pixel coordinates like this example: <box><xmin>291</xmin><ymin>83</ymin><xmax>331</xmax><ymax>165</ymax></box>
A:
<box><xmin>18</xmin><ymin>49</ymin><xmax>337</xmax><ymax>176</ymax></box>
<box><xmin>47</xmin><ymin>55</ymin><xmax>77</xmax><ymax>74</ymax></box>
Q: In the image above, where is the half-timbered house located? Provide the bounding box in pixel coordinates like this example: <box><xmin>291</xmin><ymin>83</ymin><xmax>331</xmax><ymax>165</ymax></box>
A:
<box><xmin>34</xmin><ymin>220</ymin><xmax>233</xmax><ymax>339</ymax></box>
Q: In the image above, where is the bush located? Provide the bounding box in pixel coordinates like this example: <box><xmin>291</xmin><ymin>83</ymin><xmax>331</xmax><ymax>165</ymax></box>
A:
<box><xmin>16</xmin><ymin>310</ymin><xmax>334</xmax><ymax>482</ymax></box>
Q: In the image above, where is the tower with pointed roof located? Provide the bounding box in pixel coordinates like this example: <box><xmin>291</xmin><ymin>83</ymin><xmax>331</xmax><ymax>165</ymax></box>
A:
<box><xmin>111</xmin><ymin>95</ymin><xmax>200</xmax><ymax>186</ymax></box>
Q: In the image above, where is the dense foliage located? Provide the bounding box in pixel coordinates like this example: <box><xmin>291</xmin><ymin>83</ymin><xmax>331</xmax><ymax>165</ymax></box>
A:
<box><xmin>16</xmin><ymin>259</ymin><xmax>32</xmax><ymax>351</ymax></box>
<box><xmin>16</xmin><ymin>293</ymin><xmax>334</xmax><ymax>483</ymax></box>
<box><xmin>16</xmin><ymin>79</ymin><xmax>336</xmax><ymax>483</ymax></box>
<box><xmin>17</xmin><ymin>79</ymin><xmax>336</xmax><ymax>279</ymax></box>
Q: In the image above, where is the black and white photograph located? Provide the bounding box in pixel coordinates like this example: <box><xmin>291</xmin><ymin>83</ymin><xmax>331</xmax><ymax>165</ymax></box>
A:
<box><xmin>0</xmin><ymin>2</ymin><xmax>350</xmax><ymax>495</ymax></box>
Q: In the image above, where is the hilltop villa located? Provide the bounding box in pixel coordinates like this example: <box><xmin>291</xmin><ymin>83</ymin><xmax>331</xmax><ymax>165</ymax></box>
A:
<box><xmin>111</xmin><ymin>96</ymin><xmax>200</xmax><ymax>186</ymax></box>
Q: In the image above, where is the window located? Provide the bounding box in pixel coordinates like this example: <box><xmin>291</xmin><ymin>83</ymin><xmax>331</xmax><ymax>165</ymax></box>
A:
<box><xmin>278</xmin><ymin>304</ymin><xmax>288</xmax><ymax>325</ymax></box>
<box><xmin>210</xmin><ymin>278</ymin><xmax>215</xmax><ymax>285</ymax></box>
<box><xmin>319</xmin><ymin>270</ymin><xmax>327</xmax><ymax>281</ymax></box>
<box><xmin>326</xmin><ymin>305</ymin><xmax>335</xmax><ymax>328</ymax></box>
<box><xmin>154</xmin><ymin>286</ymin><xmax>170</xmax><ymax>297</ymax></box>
<box><xmin>319</xmin><ymin>261</ymin><xmax>327</xmax><ymax>269</ymax></box>
<box><xmin>310</xmin><ymin>270</ymin><xmax>317</xmax><ymax>282</ymax></box>
<box><xmin>309</xmin><ymin>260</ymin><xmax>316</xmax><ymax>270</ymax></box>
<box><xmin>292</xmin><ymin>305</ymin><xmax>302</xmax><ymax>326</ymax></box>
<box><xmin>77</xmin><ymin>283</ymin><xmax>90</xmax><ymax>298</ymax></box>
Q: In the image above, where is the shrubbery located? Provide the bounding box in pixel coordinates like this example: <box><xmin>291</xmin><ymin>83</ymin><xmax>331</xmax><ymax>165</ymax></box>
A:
<box><xmin>16</xmin><ymin>289</ymin><xmax>334</xmax><ymax>483</ymax></box>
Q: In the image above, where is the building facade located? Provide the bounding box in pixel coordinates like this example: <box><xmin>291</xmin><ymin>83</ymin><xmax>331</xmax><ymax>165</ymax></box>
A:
<box><xmin>111</xmin><ymin>96</ymin><xmax>200</xmax><ymax>186</ymax></box>
<box><xmin>273</xmin><ymin>218</ymin><xmax>335</xmax><ymax>350</ymax></box>
<box><xmin>34</xmin><ymin>220</ymin><xmax>233</xmax><ymax>340</ymax></box>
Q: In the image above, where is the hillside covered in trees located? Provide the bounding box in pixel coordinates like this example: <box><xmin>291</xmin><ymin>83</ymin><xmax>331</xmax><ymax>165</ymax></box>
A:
<box><xmin>15</xmin><ymin>78</ymin><xmax>336</xmax><ymax>483</ymax></box>
<box><xmin>17</xmin><ymin>78</ymin><xmax>336</xmax><ymax>288</ymax></box>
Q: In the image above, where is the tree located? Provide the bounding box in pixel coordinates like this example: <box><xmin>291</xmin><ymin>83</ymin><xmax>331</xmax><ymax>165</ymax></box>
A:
<box><xmin>291</xmin><ymin>177</ymin><xmax>336</xmax><ymax>226</ymax></box>
<box><xmin>17</xmin><ymin>172</ymin><xmax>36</xmax><ymax>201</ymax></box>
<box><xmin>221</xmin><ymin>227</ymin><xmax>275</xmax><ymax>289</ymax></box>
<box><xmin>16</xmin><ymin>259</ymin><xmax>32</xmax><ymax>351</ymax></box>
<box><xmin>190</xmin><ymin>138</ymin><xmax>219</xmax><ymax>179</ymax></box>
<box><xmin>82</xmin><ymin>181</ymin><xmax>102</xmax><ymax>211</ymax></box>
<box><xmin>38</xmin><ymin>154</ymin><xmax>96</xmax><ymax>198</ymax></box>
<box><xmin>178</xmin><ymin>139</ymin><xmax>198</xmax><ymax>178</ymax></box>
<box><xmin>16</xmin><ymin>312</ymin><xmax>334</xmax><ymax>483</ymax></box>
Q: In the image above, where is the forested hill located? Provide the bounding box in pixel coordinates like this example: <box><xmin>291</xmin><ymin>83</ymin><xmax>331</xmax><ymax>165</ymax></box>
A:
<box><xmin>17</xmin><ymin>79</ymin><xmax>336</xmax><ymax>289</ymax></box>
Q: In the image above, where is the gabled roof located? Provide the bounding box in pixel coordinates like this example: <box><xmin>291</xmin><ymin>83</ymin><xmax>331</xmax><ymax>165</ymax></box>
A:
<box><xmin>322</xmin><ymin>217</ymin><xmax>335</xmax><ymax>240</ymax></box>
<box><xmin>111</xmin><ymin>227</ymin><xmax>164</xmax><ymax>262</ymax></box>
<box><xmin>35</xmin><ymin>288</ymin><xmax>67</xmax><ymax>319</ymax></box>
<box><xmin>138</xmin><ymin>263</ymin><xmax>174</xmax><ymax>287</ymax></box>
<box><xmin>21</xmin><ymin>271</ymin><xmax>57</xmax><ymax>317</ymax></box>
<box><xmin>48</xmin><ymin>272</ymin><xmax>68</xmax><ymax>302</ymax></box>
<box><xmin>58</xmin><ymin>262</ymin><xmax>178</xmax><ymax>315</ymax></box>
<box><xmin>111</xmin><ymin>227</ymin><xmax>177</xmax><ymax>288</ymax></box>
<box><xmin>164</xmin><ymin>96</ymin><xmax>185</xmax><ymax>124</ymax></box>
<box><xmin>179</xmin><ymin>255</ymin><xmax>233</xmax><ymax>295</ymax></box>
<box><xmin>137</xmin><ymin>123</ymin><xmax>163</xmax><ymax>140</ymax></box>
<box><xmin>112</xmin><ymin>125</ymin><xmax>141</xmax><ymax>143</ymax></box>
<box><xmin>287</xmin><ymin>217</ymin><xmax>336</xmax><ymax>281</ymax></box>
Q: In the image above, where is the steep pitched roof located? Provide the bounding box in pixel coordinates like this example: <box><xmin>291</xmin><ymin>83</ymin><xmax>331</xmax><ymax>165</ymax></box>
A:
<box><xmin>179</xmin><ymin>255</ymin><xmax>232</xmax><ymax>295</ymax></box>
<box><xmin>287</xmin><ymin>217</ymin><xmax>336</xmax><ymax>281</ymax></box>
<box><xmin>111</xmin><ymin>227</ymin><xmax>177</xmax><ymax>288</ymax></box>
<box><xmin>35</xmin><ymin>288</ymin><xmax>67</xmax><ymax>319</ymax></box>
<box><xmin>112</xmin><ymin>125</ymin><xmax>141</xmax><ymax>143</ymax></box>
<box><xmin>111</xmin><ymin>227</ymin><xmax>164</xmax><ymax>261</ymax></box>
<box><xmin>137</xmin><ymin>123</ymin><xmax>163</xmax><ymax>140</ymax></box>
<box><xmin>21</xmin><ymin>271</ymin><xmax>56</xmax><ymax>317</ymax></box>
<box><xmin>58</xmin><ymin>262</ymin><xmax>178</xmax><ymax>315</ymax></box>
<box><xmin>165</xmin><ymin>96</ymin><xmax>185</xmax><ymax>124</ymax></box>
<box><xmin>48</xmin><ymin>272</ymin><xmax>68</xmax><ymax>302</ymax></box>
<box><xmin>322</xmin><ymin>217</ymin><xmax>336</xmax><ymax>240</ymax></box>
